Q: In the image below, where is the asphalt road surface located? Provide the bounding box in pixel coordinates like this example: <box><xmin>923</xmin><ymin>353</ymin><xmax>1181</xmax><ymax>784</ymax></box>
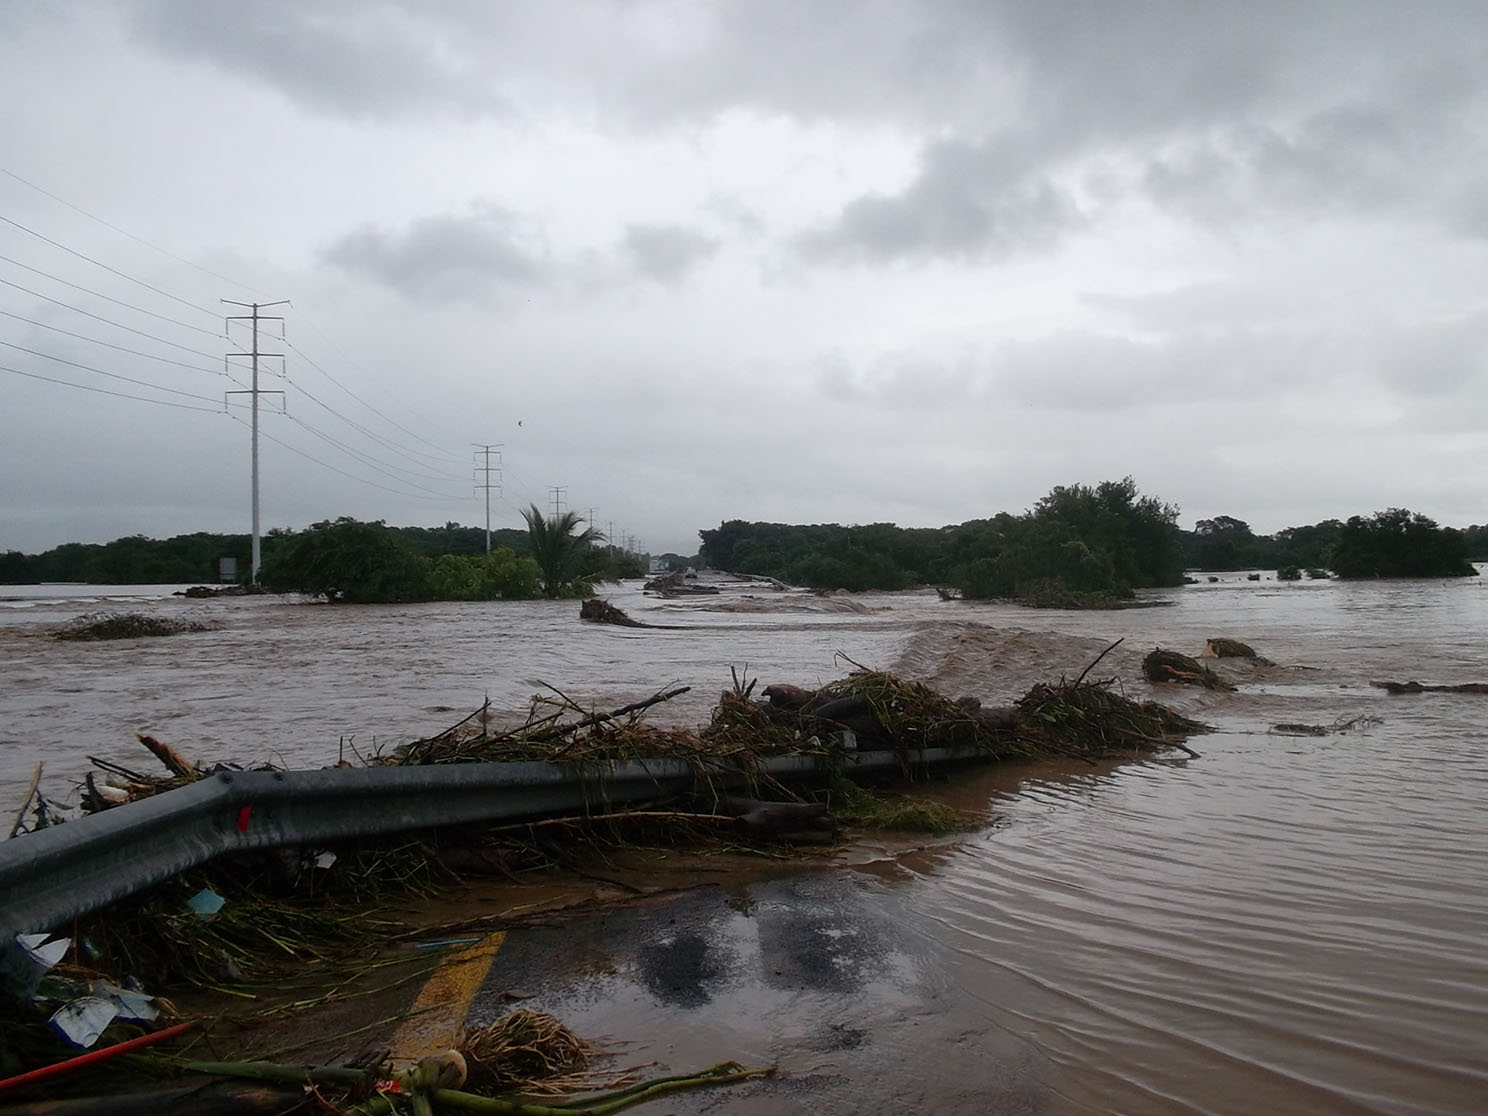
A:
<box><xmin>477</xmin><ymin>866</ymin><xmax>1053</xmax><ymax>1115</ymax></box>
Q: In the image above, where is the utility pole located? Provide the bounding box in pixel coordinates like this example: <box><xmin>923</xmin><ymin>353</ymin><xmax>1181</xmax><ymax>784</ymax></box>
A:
<box><xmin>586</xmin><ymin>507</ymin><xmax>598</xmax><ymax>539</ymax></box>
<box><xmin>224</xmin><ymin>300</ymin><xmax>288</xmax><ymax>584</ymax></box>
<box><xmin>473</xmin><ymin>444</ymin><xmax>502</xmax><ymax>552</ymax></box>
<box><xmin>607</xmin><ymin>520</ymin><xmax>615</xmax><ymax>556</ymax></box>
<box><xmin>549</xmin><ymin>486</ymin><xmax>567</xmax><ymax>519</ymax></box>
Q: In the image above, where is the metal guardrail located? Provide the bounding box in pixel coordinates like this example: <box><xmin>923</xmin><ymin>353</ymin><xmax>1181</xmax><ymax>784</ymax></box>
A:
<box><xmin>0</xmin><ymin>747</ymin><xmax>977</xmax><ymax>940</ymax></box>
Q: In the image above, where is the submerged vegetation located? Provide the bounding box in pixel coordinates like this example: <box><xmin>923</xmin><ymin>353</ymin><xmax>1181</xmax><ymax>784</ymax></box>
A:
<box><xmin>1328</xmin><ymin>509</ymin><xmax>1478</xmax><ymax>579</ymax></box>
<box><xmin>1</xmin><ymin>520</ymin><xmax>645</xmax><ymax>589</ymax></box>
<box><xmin>1182</xmin><ymin>510</ymin><xmax>1481</xmax><ymax>576</ymax></box>
<box><xmin>257</xmin><ymin>516</ymin><xmax>619</xmax><ymax>602</ymax></box>
<box><xmin>6</xmin><ymin>485</ymin><xmax>1482</xmax><ymax>600</ymax></box>
<box><xmin>520</xmin><ymin>504</ymin><xmax>604</xmax><ymax>598</ymax></box>
<box><xmin>701</xmin><ymin>477</ymin><xmax>1187</xmax><ymax>605</ymax></box>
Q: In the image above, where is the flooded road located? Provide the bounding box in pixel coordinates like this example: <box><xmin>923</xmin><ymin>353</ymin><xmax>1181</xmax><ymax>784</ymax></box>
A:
<box><xmin>3</xmin><ymin>572</ymin><xmax>1487</xmax><ymax>1112</ymax></box>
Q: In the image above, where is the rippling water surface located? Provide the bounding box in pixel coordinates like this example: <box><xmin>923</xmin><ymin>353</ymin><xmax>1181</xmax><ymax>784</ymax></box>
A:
<box><xmin>2</xmin><ymin>573</ymin><xmax>1486</xmax><ymax>1113</ymax></box>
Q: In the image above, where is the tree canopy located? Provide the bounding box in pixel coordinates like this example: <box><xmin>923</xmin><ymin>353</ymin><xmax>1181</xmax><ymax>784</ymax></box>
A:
<box><xmin>520</xmin><ymin>505</ymin><xmax>605</xmax><ymax>598</ymax></box>
<box><xmin>699</xmin><ymin>477</ymin><xmax>1186</xmax><ymax>606</ymax></box>
<box><xmin>257</xmin><ymin>518</ymin><xmax>547</xmax><ymax>602</ymax></box>
<box><xmin>1328</xmin><ymin>509</ymin><xmax>1477</xmax><ymax>578</ymax></box>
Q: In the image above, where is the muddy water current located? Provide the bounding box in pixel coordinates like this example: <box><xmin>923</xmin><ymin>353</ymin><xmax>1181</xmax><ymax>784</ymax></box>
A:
<box><xmin>2</xmin><ymin>574</ymin><xmax>1486</xmax><ymax>1113</ymax></box>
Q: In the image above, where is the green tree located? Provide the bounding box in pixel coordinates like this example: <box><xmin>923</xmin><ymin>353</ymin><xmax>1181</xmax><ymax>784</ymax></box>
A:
<box><xmin>258</xmin><ymin>518</ymin><xmax>433</xmax><ymax>602</ymax></box>
<box><xmin>521</xmin><ymin>505</ymin><xmax>602</xmax><ymax>597</ymax></box>
<box><xmin>1191</xmin><ymin>515</ymin><xmax>1260</xmax><ymax>570</ymax></box>
<box><xmin>1032</xmin><ymin>477</ymin><xmax>1185</xmax><ymax>588</ymax></box>
<box><xmin>427</xmin><ymin>548</ymin><xmax>541</xmax><ymax>600</ymax></box>
<box><xmin>1329</xmin><ymin>509</ymin><xmax>1477</xmax><ymax>578</ymax></box>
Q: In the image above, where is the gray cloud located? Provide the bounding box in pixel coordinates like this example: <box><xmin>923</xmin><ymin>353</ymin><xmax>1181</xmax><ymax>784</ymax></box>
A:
<box><xmin>1139</xmin><ymin>98</ymin><xmax>1457</xmax><ymax>228</ymax></box>
<box><xmin>124</xmin><ymin>0</ymin><xmax>505</xmax><ymax>119</ymax></box>
<box><xmin>8</xmin><ymin>1</ymin><xmax>1488</xmax><ymax>555</ymax></box>
<box><xmin>323</xmin><ymin>211</ymin><xmax>548</xmax><ymax>303</ymax></box>
<box><xmin>621</xmin><ymin>224</ymin><xmax>719</xmax><ymax>284</ymax></box>
<box><xmin>797</xmin><ymin>138</ymin><xmax>1083</xmax><ymax>263</ymax></box>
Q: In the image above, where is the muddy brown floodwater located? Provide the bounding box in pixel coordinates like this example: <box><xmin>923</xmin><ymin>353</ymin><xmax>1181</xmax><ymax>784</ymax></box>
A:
<box><xmin>3</xmin><ymin>572</ymin><xmax>1487</xmax><ymax>1113</ymax></box>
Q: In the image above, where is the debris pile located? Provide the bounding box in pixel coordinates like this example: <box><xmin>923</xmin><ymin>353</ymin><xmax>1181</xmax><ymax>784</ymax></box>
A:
<box><xmin>459</xmin><ymin>1008</ymin><xmax>613</xmax><ymax>1095</ymax></box>
<box><xmin>1</xmin><ymin>649</ymin><xmax>1216</xmax><ymax>1110</ymax></box>
<box><xmin>579</xmin><ymin>598</ymin><xmax>648</xmax><ymax>626</ymax></box>
<box><xmin>1143</xmin><ymin>648</ymin><xmax>1235</xmax><ymax>691</ymax></box>
<box><xmin>1271</xmin><ymin>715</ymin><xmax>1381</xmax><ymax>737</ymax></box>
<box><xmin>54</xmin><ymin>612</ymin><xmax>213</xmax><ymax>642</ymax></box>
<box><xmin>1372</xmin><ymin>680</ymin><xmax>1488</xmax><ymax>695</ymax></box>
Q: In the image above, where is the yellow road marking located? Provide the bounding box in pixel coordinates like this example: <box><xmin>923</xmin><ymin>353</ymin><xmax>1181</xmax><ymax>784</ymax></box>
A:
<box><xmin>388</xmin><ymin>932</ymin><xmax>505</xmax><ymax>1067</ymax></box>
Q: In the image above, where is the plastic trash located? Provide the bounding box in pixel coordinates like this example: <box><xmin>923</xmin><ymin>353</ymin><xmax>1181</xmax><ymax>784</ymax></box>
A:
<box><xmin>50</xmin><ymin>996</ymin><xmax>117</xmax><ymax>1048</ymax></box>
<box><xmin>185</xmin><ymin>888</ymin><xmax>226</xmax><ymax>919</ymax></box>
<box><xmin>1</xmin><ymin>934</ymin><xmax>71</xmax><ymax>1000</ymax></box>
<box><xmin>93</xmin><ymin>980</ymin><xmax>158</xmax><ymax>1022</ymax></box>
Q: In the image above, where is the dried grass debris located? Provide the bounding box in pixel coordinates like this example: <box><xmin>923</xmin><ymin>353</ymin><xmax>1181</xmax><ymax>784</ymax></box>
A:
<box><xmin>56</xmin><ymin>611</ymin><xmax>213</xmax><ymax>641</ymax></box>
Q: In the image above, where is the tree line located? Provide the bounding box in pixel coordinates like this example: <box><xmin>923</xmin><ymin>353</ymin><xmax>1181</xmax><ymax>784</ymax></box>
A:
<box><xmin>4</xmin><ymin>480</ymin><xmax>1482</xmax><ymax>598</ymax></box>
<box><xmin>700</xmin><ymin>478</ymin><xmax>1186</xmax><ymax>606</ymax></box>
<box><xmin>0</xmin><ymin>511</ymin><xmax>644</xmax><ymax>599</ymax></box>
<box><xmin>700</xmin><ymin>483</ymin><xmax>1481</xmax><ymax>600</ymax></box>
<box><xmin>1183</xmin><ymin>513</ymin><xmax>1483</xmax><ymax>576</ymax></box>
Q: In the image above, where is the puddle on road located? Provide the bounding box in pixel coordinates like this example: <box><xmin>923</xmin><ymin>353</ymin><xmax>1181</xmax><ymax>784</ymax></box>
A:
<box><xmin>476</xmin><ymin>871</ymin><xmax>1053</xmax><ymax>1115</ymax></box>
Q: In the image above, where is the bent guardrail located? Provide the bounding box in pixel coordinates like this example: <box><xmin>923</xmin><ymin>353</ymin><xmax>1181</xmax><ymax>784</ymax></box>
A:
<box><xmin>0</xmin><ymin>747</ymin><xmax>976</xmax><ymax>940</ymax></box>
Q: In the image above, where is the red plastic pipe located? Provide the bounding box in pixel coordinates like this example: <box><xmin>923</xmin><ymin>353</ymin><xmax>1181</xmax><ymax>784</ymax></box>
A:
<box><xmin>0</xmin><ymin>1019</ymin><xmax>198</xmax><ymax>1095</ymax></box>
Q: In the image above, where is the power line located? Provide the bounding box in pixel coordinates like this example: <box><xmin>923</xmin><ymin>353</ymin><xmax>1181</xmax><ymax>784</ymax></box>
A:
<box><xmin>0</xmin><ymin>362</ymin><xmax>224</xmax><ymax>413</ymax></box>
<box><xmin>499</xmin><ymin>459</ymin><xmax>545</xmax><ymax>506</ymax></box>
<box><xmin>284</xmin><ymin>414</ymin><xmax>465</xmax><ymax>497</ymax></box>
<box><xmin>226</xmin><ymin>413</ymin><xmax>470</xmax><ymax>502</ymax></box>
<box><xmin>0</xmin><ymin>165</ymin><xmax>262</xmax><ymax>297</ymax></box>
<box><xmin>283</xmin><ymin>331</ymin><xmax>463</xmax><ymax>464</ymax></box>
<box><xmin>0</xmin><ymin>308</ymin><xmax>223</xmax><ymax>377</ymax></box>
<box><xmin>0</xmin><ymin>339</ymin><xmax>225</xmax><ymax>404</ymax></box>
<box><xmin>0</xmin><ymin>213</ymin><xmax>219</xmax><ymax>317</ymax></box>
<box><xmin>474</xmin><ymin>444</ymin><xmax>502</xmax><ymax>551</ymax></box>
<box><xmin>0</xmin><ymin>276</ymin><xmax>223</xmax><ymax>359</ymax></box>
<box><xmin>0</xmin><ymin>259</ymin><xmax>222</xmax><ymax>339</ymax></box>
<box><xmin>286</xmin><ymin>373</ymin><xmax>467</xmax><ymax>478</ymax></box>
<box><xmin>281</xmin><ymin>308</ymin><xmax>458</xmax><ymax>461</ymax></box>
<box><xmin>224</xmin><ymin>300</ymin><xmax>287</xmax><ymax>583</ymax></box>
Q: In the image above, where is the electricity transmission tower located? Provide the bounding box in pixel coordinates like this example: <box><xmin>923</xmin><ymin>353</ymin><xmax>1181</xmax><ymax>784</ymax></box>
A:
<box><xmin>473</xmin><ymin>444</ymin><xmax>502</xmax><ymax>552</ymax></box>
<box><xmin>549</xmin><ymin>486</ymin><xmax>567</xmax><ymax>519</ymax></box>
<box><xmin>224</xmin><ymin>299</ymin><xmax>288</xmax><ymax>584</ymax></box>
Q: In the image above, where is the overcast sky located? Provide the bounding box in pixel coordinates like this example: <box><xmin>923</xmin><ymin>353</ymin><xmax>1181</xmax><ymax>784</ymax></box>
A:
<box><xmin>2</xmin><ymin>1</ymin><xmax>1486</xmax><ymax>557</ymax></box>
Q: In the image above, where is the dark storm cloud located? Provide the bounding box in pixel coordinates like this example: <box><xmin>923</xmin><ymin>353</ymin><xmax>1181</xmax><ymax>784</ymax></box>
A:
<box><xmin>323</xmin><ymin>211</ymin><xmax>547</xmax><ymax>302</ymax></box>
<box><xmin>620</xmin><ymin>224</ymin><xmax>719</xmax><ymax>284</ymax></box>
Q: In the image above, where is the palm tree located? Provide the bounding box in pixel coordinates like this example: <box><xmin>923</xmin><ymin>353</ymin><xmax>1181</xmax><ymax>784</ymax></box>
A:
<box><xmin>521</xmin><ymin>504</ymin><xmax>602</xmax><ymax>597</ymax></box>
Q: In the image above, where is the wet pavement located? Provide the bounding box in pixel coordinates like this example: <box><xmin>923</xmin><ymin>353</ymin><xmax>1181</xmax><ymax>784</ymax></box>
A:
<box><xmin>474</xmin><ymin>868</ymin><xmax>1052</xmax><ymax>1114</ymax></box>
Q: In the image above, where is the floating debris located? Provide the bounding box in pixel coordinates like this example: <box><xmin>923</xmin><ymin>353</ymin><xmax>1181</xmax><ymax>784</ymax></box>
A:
<box><xmin>1143</xmin><ymin>648</ymin><xmax>1235</xmax><ymax>691</ymax></box>
<box><xmin>1271</xmin><ymin>715</ymin><xmax>1381</xmax><ymax>737</ymax></box>
<box><xmin>1205</xmin><ymin>638</ymin><xmax>1255</xmax><ymax>658</ymax></box>
<box><xmin>55</xmin><ymin>612</ymin><xmax>214</xmax><ymax>642</ymax></box>
<box><xmin>459</xmin><ymin>1008</ymin><xmax>612</xmax><ymax>1095</ymax></box>
<box><xmin>579</xmin><ymin>598</ymin><xmax>648</xmax><ymax>626</ymax></box>
<box><xmin>1203</xmin><ymin>638</ymin><xmax>1275</xmax><ymax>666</ymax></box>
<box><xmin>1371</xmin><ymin>680</ymin><xmax>1488</xmax><ymax>695</ymax></box>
